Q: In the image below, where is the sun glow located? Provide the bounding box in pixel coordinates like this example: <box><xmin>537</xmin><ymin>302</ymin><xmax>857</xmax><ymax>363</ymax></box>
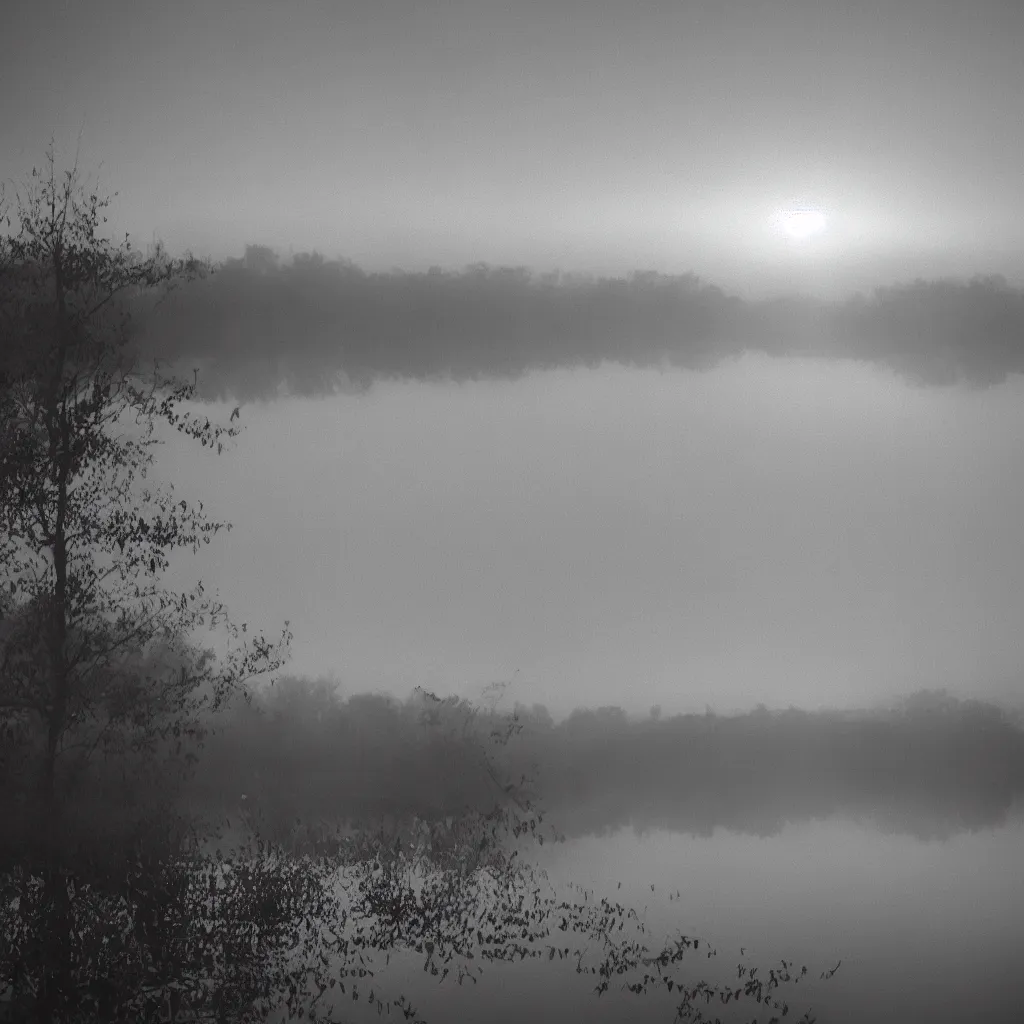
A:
<box><xmin>773</xmin><ymin>206</ymin><xmax>828</xmax><ymax>241</ymax></box>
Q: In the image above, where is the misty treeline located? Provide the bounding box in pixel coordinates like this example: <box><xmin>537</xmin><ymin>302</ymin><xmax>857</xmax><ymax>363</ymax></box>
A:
<box><xmin>195</xmin><ymin>680</ymin><xmax>1024</xmax><ymax>845</ymax></box>
<box><xmin>0</xmin><ymin>147</ymin><xmax>840</xmax><ymax>1022</ymax></box>
<box><xmin>132</xmin><ymin>243</ymin><xmax>1024</xmax><ymax>400</ymax></box>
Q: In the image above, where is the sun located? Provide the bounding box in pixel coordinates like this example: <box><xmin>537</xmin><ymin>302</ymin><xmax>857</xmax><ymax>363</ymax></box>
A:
<box><xmin>772</xmin><ymin>206</ymin><xmax>828</xmax><ymax>241</ymax></box>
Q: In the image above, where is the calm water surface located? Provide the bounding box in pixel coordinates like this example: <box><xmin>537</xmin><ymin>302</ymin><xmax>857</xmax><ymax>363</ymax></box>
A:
<box><xmin>306</xmin><ymin>816</ymin><xmax>1023</xmax><ymax>1024</ymax></box>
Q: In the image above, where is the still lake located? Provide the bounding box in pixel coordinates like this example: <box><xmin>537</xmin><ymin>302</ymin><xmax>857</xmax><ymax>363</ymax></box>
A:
<box><xmin>295</xmin><ymin>813</ymin><xmax>1023</xmax><ymax>1024</ymax></box>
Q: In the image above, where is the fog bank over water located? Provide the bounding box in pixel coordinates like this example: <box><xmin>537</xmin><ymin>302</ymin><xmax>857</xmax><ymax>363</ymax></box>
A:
<box><xmin>138</xmin><ymin>257</ymin><xmax>1024</xmax><ymax>397</ymax></box>
<box><xmin>157</xmin><ymin>353</ymin><xmax>1024</xmax><ymax>721</ymax></box>
<box><xmin>198</xmin><ymin>681</ymin><xmax>1024</xmax><ymax>845</ymax></box>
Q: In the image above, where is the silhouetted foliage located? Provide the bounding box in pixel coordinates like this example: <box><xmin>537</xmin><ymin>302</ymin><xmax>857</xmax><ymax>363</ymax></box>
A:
<box><xmin>0</xmin><ymin>144</ymin><xmax>289</xmax><ymax>1022</ymax></box>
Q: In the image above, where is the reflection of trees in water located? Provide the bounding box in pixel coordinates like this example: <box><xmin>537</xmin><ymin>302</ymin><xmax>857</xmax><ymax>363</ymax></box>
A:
<box><xmin>193</xmin><ymin>679</ymin><xmax>1024</xmax><ymax>848</ymax></box>
<box><xmin>483</xmin><ymin>692</ymin><xmax>1024</xmax><ymax>842</ymax></box>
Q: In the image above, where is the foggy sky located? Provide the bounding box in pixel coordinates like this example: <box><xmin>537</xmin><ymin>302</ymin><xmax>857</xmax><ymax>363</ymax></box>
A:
<box><xmin>3</xmin><ymin>0</ymin><xmax>1023</xmax><ymax>293</ymax></box>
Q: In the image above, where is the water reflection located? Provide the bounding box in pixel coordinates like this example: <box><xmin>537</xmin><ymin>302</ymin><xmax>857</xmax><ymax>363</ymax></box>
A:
<box><xmin>308</xmin><ymin>818</ymin><xmax>1022</xmax><ymax>1024</ymax></box>
<box><xmin>206</xmin><ymin>684</ymin><xmax>1024</xmax><ymax>1022</ymax></box>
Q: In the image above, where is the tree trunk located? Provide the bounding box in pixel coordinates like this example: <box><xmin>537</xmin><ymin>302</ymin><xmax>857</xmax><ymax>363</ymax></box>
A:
<box><xmin>34</xmin><ymin>253</ymin><xmax>76</xmax><ymax>1022</ymax></box>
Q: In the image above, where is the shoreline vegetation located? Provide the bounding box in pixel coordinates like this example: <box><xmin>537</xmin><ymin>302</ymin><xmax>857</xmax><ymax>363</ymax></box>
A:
<box><xmin>4</xmin><ymin>681</ymin><xmax>1018</xmax><ymax>1022</ymax></box>
<box><xmin>192</xmin><ymin>682</ymin><xmax>1024</xmax><ymax>847</ymax></box>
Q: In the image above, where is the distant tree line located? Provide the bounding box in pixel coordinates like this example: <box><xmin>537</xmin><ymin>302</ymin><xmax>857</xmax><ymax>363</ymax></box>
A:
<box><xmin>130</xmin><ymin>244</ymin><xmax>1024</xmax><ymax>399</ymax></box>
<box><xmin>194</xmin><ymin>680</ymin><xmax>1024</xmax><ymax>845</ymax></box>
